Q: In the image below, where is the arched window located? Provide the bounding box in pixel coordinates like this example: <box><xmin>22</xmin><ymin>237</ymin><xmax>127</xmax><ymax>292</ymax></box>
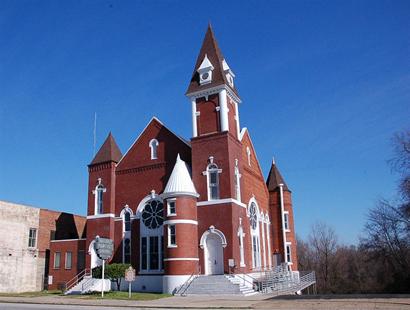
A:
<box><xmin>234</xmin><ymin>159</ymin><xmax>241</xmax><ymax>202</ymax></box>
<box><xmin>93</xmin><ymin>178</ymin><xmax>106</xmax><ymax>215</ymax></box>
<box><xmin>205</xmin><ymin>157</ymin><xmax>222</xmax><ymax>201</ymax></box>
<box><xmin>249</xmin><ymin>200</ymin><xmax>261</xmax><ymax>269</ymax></box>
<box><xmin>246</xmin><ymin>147</ymin><xmax>251</xmax><ymax>166</ymax></box>
<box><xmin>149</xmin><ymin>139</ymin><xmax>159</xmax><ymax>160</ymax></box>
<box><xmin>120</xmin><ymin>206</ymin><xmax>133</xmax><ymax>264</ymax></box>
<box><xmin>137</xmin><ymin>193</ymin><xmax>164</xmax><ymax>272</ymax></box>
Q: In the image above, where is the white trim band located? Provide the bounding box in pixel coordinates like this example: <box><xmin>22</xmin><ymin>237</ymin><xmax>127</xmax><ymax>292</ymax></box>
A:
<box><xmin>163</xmin><ymin>258</ymin><xmax>200</xmax><ymax>261</ymax></box>
<box><xmin>50</xmin><ymin>238</ymin><xmax>86</xmax><ymax>243</ymax></box>
<box><xmin>164</xmin><ymin>219</ymin><xmax>198</xmax><ymax>225</ymax></box>
<box><xmin>87</xmin><ymin>213</ymin><xmax>115</xmax><ymax>219</ymax></box>
<box><xmin>197</xmin><ymin>198</ymin><xmax>246</xmax><ymax>208</ymax></box>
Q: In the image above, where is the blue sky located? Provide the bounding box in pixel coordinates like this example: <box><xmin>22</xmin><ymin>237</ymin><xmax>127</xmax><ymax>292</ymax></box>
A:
<box><xmin>0</xmin><ymin>0</ymin><xmax>409</xmax><ymax>244</ymax></box>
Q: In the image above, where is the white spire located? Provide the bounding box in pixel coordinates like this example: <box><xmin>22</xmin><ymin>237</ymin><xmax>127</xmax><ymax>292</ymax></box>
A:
<box><xmin>163</xmin><ymin>154</ymin><xmax>199</xmax><ymax>199</ymax></box>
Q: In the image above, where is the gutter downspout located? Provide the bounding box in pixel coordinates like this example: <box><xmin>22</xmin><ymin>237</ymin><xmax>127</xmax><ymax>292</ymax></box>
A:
<box><xmin>279</xmin><ymin>183</ymin><xmax>290</xmax><ymax>270</ymax></box>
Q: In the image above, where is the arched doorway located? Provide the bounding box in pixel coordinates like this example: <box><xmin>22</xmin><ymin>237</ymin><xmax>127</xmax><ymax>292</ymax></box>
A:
<box><xmin>205</xmin><ymin>233</ymin><xmax>224</xmax><ymax>275</ymax></box>
<box><xmin>200</xmin><ymin>226</ymin><xmax>227</xmax><ymax>275</ymax></box>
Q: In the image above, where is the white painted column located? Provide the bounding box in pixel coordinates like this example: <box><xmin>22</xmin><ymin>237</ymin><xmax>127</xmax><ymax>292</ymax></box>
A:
<box><xmin>266</xmin><ymin>221</ymin><xmax>272</xmax><ymax>269</ymax></box>
<box><xmin>191</xmin><ymin>98</ymin><xmax>198</xmax><ymax>137</ymax></box>
<box><xmin>234</xmin><ymin>101</ymin><xmax>240</xmax><ymax>138</ymax></box>
<box><xmin>261</xmin><ymin>216</ymin><xmax>267</xmax><ymax>269</ymax></box>
<box><xmin>279</xmin><ymin>184</ymin><xmax>287</xmax><ymax>264</ymax></box>
<box><xmin>218</xmin><ymin>89</ymin><xmax>229</xmax><ymax>132</ymax></box>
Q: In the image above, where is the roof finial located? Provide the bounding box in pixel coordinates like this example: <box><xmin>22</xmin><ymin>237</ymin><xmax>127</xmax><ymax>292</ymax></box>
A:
<box><xmin>176</xmin><ymin>153</ymin><xmax>181</xmax><ymax>161</ymax></box>
<box><xmin>272</xmin><ymin>156</ymin><xmax>276</xmax><ymax>165</ymax></box>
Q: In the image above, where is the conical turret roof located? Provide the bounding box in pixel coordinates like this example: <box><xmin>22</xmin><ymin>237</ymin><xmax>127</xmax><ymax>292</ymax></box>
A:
<box><xmin>90</xmin><ymin>132</ymin><xmax>122</xmax><ymax>165</ymax></box>
<box><xmin>266</xmin><ymin>158</ymin><xmax>290</xmax><ymax>192</ymax></box>
<box><xmin>186</xmin><ymin>24</ymin><xmax>239</xmax><ymax>97</ymax></box>
<box><xmin>163</xmin><ymin>154</ymin><xmax>199</xmax><ymax>198</ymax></box>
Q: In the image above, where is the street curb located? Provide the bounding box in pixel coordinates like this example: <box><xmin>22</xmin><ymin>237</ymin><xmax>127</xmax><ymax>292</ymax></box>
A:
<box><xmin>0</xmin><ymin>298</ymin><xmax>253</xmax><ymax>309</ymax></box>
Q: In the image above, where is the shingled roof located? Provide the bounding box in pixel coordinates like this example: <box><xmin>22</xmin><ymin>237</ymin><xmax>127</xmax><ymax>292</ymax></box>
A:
<box><xmin>90</xmin><ymin>132</ymin><xmax>122</xmax><ymax>165</ymax></box>
<box><xmin>266</xmin><ymin>159</ymin><xmax>290</xmax><ymax>192</ymax></box>
<box><xmin>186</xmin><ymin>24</ymin><xmax>239</xmax><ymax>97</ymax></box>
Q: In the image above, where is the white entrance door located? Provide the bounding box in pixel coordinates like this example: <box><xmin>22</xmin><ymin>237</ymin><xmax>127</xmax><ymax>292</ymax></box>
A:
<box><xmin>205</xmin><ymin>233</ymin><xmax>224</xmax><ymax>275</ymax></box>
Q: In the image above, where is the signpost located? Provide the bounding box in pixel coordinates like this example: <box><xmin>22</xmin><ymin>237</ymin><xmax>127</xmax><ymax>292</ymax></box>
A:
<box><xmin>125</xmin><ymin>266</ymin><xmax>136</xmax><ymax>299</ymax></box>
<box><xmin>94</xmin><ymin>236</ymin><xmax>114</xmax><ymax>298</ymax></box>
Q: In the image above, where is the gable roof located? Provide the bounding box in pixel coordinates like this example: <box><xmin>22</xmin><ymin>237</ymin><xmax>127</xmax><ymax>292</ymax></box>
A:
<box><xmin>186</xmin><ymin>24</ymin><xmax>239</xmax><ymax>97</ymax></box>
<box><xmin>266</xmin><ymin>159</ymin><xmax>290</xmax><ymax>192</ymax></box>
<box><xmin>116</xmin><ymin>117</ymin><xmax>190</xmax><ymax>166</ymax></box>
<box><xmin>90</xmin><ymin>132</ymin><xmax>122</xmax><ymax>165</ymax></box>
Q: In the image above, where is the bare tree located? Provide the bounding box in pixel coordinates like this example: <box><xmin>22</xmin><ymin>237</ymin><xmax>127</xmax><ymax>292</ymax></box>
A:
<box><xmin>308</xmin><ymin>222</ymin><xmax>339</xmax><ymax>293</ymax></box>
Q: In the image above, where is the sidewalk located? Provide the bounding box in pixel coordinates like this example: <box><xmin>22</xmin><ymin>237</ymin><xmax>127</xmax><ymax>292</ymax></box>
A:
<box><xmin>1</xmin><ymin>294</ymin><xmax>409</xmax><ymax>309</ymax></box>
<box><xmin>0</xmin><ymin>294</ymin><xmax>265</xmax><ymax>309</ymax></box>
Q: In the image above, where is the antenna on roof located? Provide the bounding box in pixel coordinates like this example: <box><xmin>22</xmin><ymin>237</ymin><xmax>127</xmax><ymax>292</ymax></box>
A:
<box><xmin>93</xmin><ymin>112</ymin><xmax>97</xmax><ymax>156</ymax></box>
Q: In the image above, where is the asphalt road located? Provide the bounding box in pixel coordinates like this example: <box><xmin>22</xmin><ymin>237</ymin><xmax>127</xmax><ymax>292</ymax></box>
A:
<box><xmin>0</xmin><ymin>304</ymin><xmax>171</xmax><ymax>310</ymax></box>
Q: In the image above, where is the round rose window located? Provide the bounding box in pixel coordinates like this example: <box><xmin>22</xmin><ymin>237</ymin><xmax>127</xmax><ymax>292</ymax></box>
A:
<box><xmin>141</xmin><ymin>199</ymin><xmax>164</xmax><ymax>229</ymax></box>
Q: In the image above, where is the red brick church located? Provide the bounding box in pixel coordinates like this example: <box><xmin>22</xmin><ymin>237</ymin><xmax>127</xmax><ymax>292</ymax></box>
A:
<box><xmin>48</xmin><ymin>25</ymin><xmax>298</xmax><ymax>294</ymax></box>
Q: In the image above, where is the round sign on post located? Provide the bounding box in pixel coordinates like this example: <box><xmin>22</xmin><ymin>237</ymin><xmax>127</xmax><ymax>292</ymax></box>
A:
<box><xmin>125</xmin><ymin>266</ymin><xmax>136</xmax><ymax>299</ymax></box>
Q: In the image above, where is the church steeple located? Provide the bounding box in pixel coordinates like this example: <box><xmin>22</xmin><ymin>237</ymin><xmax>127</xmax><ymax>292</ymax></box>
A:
<box><xmin>186</xmin><ymin>25</ymin><xmax>241</xmax><ymax>139</ymax></box>
<box><xmin>266</xmin><ymin>158</ymin><xmax>290</xmax><ymax>192</ymax></box>
<box><xmin>186</xmin><ymin>24</ymin><xmax>238</xmax><ymax>97</ymax></box>
<box><xmin>90</xmin><ymin>132</ymin><xmax>122</xmax><ymax>165</ymax></box>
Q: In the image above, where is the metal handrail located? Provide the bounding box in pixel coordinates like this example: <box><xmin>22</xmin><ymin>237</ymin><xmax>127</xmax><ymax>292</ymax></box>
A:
<box><xmin>230</xmin><ymin>273</ymin><xmax>261</xmax><ymax>292</ymax></box>
<box><xmin>174</xmin><ymin>266</ymin><xmax>201</xmax><ymax>296</ymax></box>
<box><xmin>65</xmin><ymin>268</ymin><xmax>90</xmax><ymax>292</ymax></box>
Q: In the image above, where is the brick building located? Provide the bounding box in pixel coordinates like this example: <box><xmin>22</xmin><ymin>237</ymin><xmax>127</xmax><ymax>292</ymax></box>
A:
<box><xmin>48</xmin><ymin>25</ymin><xmax>298</xmax><ymax>294</ymax></box>
<box><xmin>0</xmin><ymin>200</ymin><xmax>85</xmax><ymax>292</ymax></box>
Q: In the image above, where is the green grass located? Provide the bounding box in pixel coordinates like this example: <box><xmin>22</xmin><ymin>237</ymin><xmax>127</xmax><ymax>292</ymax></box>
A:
<box><xmin>0</xmin><ymin>290</ymin><xmax>63</xmax><ymax>297</ymax></box>
<box><xmin>73</xmin><ymin>291</ymin><xmax>171</xmax><ymax>300</ymax></box>
<box><xmin>0</xmin><ymin>290</ymin><xmax>170</xmax><ymax>301</ymax></box>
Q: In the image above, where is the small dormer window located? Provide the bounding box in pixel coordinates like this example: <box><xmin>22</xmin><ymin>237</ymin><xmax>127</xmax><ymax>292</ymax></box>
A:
<box><xmin>197</xmin><ymin>54</ymin><xmax>214</xmax><ymax>86</ymax></box>
<box><xmin>222</xmin><ymin>58</ymin><xmax>235</xmax><ymax>88</ymax></box>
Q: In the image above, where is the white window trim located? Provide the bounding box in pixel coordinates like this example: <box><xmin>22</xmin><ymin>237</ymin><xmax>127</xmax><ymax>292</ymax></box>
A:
<box><xmin>54</xmin><ymin>252</ymin><xmax>61</xmax><ymax>269</ymax></box>
<box><xmin>284</xmin><ymin>211</ymin><xmax>290</xmax><ymax>232</ymax></box>
<box><xmin>234</xmin><ymin>159</ymin><xmax>241</xmax><ymax>202</ymax></box>
<box><xmin>202</xmin><ymin>157</ymin><xmax>222</xmax><ymax>201</ymax></box>
<box><xmin>285</xmin><ymin>242</ymin><xmax>292</xmax><ymax>264</ymax></box>
<box><xmin>28</xmin><ymin>228</ymin><xmax>37</xmax><ymax>248</ymax></box>
<box><xmin>120</xmin><ymin>205</ymin><xmax>133</xmax><ymax>234</ymax></box>
<box><xmin>246</xmin><ymin>147</ymin><xmax>251</xmax><ymax>166</ymax></box>
<box><xmin>149</xmin><ymin>139</ymin><xmax>159</xmax><ymax>160</ymax></box>
<box><xmin>92</xmin><ymin>178</ymin><xmax>106</xmax><ymax>215</ymax></box>
<box><xmin>167</xmin><ymin>198</ymin><xmax>177</xmax><ymax>217</ymax></box>
<box><xmin>167</xmin><ymin>224</ymin><xmax>177</xmax><ymax>248</ymax></box>
<box><xmin>65</xmin><ymin>252</ymin><xmax>72</xmax><ymax>269</ymax></box>
<box><xmin>248</xmin><ymin>198</ymin><xmax>262</xmax><ymax>269</ymax></box>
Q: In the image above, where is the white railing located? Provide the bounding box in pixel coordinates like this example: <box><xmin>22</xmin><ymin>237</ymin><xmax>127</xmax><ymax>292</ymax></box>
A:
<box><xmin>65</xmin><ymin>268</ymin><xmax>90</xmax><ymax>293</ymax></box>
<box><xmin>174</xmin><ymin>266</ymin><xmax>201</xmax><ymax>296</ymax></box>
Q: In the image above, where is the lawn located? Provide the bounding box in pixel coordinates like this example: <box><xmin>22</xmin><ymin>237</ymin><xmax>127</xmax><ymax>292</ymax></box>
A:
<box><xmin>70</xmin><ymin>291</ymin><xmax>171</xmax><ymax>300</ymax></box>
<box><xmin>0</xmin><ymin>290</ymin><xmax>62</xmax><ymax>297</ymax></box>
<box><xmin>0</xmin><ymin>290</ymin><xmax>170</xmax><ymax>301</ymax></box>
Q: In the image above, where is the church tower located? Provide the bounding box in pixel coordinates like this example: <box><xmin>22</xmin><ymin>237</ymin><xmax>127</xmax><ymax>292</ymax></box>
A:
<box><xmin>186</xmin><ymin>25</ymin><xmax>245</xmax><ymax>274</ymax></box>
<box><xmin>86</xmin><ymin>132</ymin><xmax>122</xmax><ymax>269</ymax></box>
<box><xmin>267</xmin><ymin>159</ymin><xmax>298</xmax><ymax>270</ymax></box>
<box><xmin>162</xmin><ymin>154</ymin><xmax>199</xmax><ymax>293</ymax></box>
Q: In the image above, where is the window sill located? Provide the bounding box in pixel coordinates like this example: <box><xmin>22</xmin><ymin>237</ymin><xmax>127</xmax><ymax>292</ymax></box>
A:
<box><xmin>167</xmin><ymin>245</ymin><xmax>178</xmax><ymax>248</ymax></box>
<box><xmin>138</xmin><ymin>270</ymin><xmax>164</xmax><ymax>275</ymax></box>
<box><xmin>167</xmin><ymin>213</ymin><xmax>177</xmax><ymax>217</ymax></box>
